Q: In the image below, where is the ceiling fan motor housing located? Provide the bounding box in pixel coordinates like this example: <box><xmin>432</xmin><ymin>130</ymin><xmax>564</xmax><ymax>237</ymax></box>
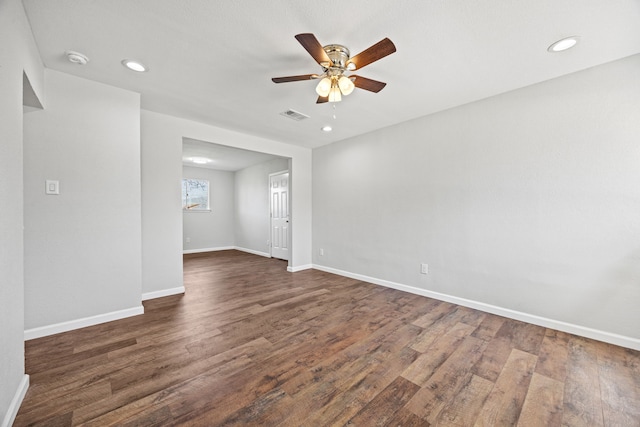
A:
<box><xmin>323</xmin><ymin>44</ymin><xmax>350</xmax><ymax>72</ymax></box>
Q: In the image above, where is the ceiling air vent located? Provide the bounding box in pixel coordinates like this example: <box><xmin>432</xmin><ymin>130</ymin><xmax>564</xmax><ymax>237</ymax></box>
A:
<box><xmin>280</xmin><ymin>109</ymin><xmax>309</xmax><ymax>121</ymax></box>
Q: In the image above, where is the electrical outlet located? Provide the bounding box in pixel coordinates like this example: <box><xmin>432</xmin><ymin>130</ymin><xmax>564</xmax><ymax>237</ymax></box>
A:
<box><xmin>45</xmin><ymin>180</ymin><xmax>59</xmax><ymax>195</ymax></box>
<box><xmin>319</xmin><ymin>248</ymin><xmax>324</xmax><ymax>256</ymax></box>
<box><xmin>186</xmin><ymin>237</ymin><xmax>191</xmax><ymax>243</ymax></box>
<box><xmin>420</xmin><ymin>263</ymin><xmax>428</xmax><ymax>274</ymax></box>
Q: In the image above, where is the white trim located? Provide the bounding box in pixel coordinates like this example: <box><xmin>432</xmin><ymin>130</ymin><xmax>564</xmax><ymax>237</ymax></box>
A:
<box><xmin>183</xmin><ymin>246</ymin><xmax>234</xmax><ymax>254</ymax></box>
<box><xmin>269</xmin><ymin>169</ymin><xmax>290</xmax><ymax>177</ymax></box>
<box><xmin>234</xmin><ymin>246</ymin><xmax>271</xmax><ymax>258</ymax></box>
<box><xmin>1</xmin><ymin>375</ymin><xmax>29</xmax><ymax>427</ymax></box>
<box><xmin>287</xmin><ymin>264</ymin><xmax>313</xmax><ymax>273</ymax></box>
<box><xmin>312</xmin><ymin>264</ymin><xmax>640</xmax><ymax>351</ymax></box>
<box><xmin>24</xmin><ymin>306</ymin><xmax>144</xmax><ymax>341</ymax></box>
<box><xmin>142</xmin><ymin>286</ymin><xmax>185</xmax><ymax>301</ymax></box>
<box><xmin>182</xmin><ymin>246</ymin><xmax>272</xmax><ymax>258</ymax></box>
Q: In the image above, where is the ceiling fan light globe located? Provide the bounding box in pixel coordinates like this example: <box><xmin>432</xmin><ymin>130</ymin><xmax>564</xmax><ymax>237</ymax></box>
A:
<box><xmin>338</xmin><ymin>76</ymin><xmax>355</xmax><ymax>96</ymax></box>
<box><xmin>346</xmin><ymin>62</ymin><xmax>356</xmax><ymax>71</ymax></box>
<box><xmin>328</xmin><ymin>86</ymin><xmax>342</xmax><ymax>102</ymax></box>
<box><xmin>315</xmin><ymin>78</ymin><xmax>331</xmax><ymax>97</ymax></box>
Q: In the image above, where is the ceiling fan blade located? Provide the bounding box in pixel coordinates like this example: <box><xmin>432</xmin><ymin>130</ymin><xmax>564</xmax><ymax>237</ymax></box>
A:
<box><xmin>352</xmin><ymin>75</ymin><xmax>387</xmax><ymax>93</ymax></box>
<box><xmin>272</xmin><ymin>74</ymin><xmax>317</xmax><ymax>83</ymax></box>
<box><xmin>316</xmin><ymin>96</ymin><xmax>329</xmax><ymax>104</ymax></box>
<box><xmin>348</xmin><ymin>38</ymin><xmax>396</xmax><ymax>70</ymax></box>
<box><xmin>295</xmin><ymin>33</ymin><xmax>332</xmax><ymax>66</ymax></box>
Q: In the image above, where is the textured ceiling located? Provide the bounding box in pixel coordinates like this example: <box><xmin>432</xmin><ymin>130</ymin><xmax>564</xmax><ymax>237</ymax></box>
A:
<box><xmin>23</xmin><ymin>0</ymin><xmax>640</xmax><ymax>149</ymax></box>
<box><xmin>182</xmin><ymin>138</ymin><xmax>283</xmax><ymax>171</ymax></box>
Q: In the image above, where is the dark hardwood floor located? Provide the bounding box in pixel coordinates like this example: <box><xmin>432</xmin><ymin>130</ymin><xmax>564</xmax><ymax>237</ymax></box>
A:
<box><xmin>15</xmin><ymin>250</ymin><xmax>640</xmax><ymax>426</ymax></box>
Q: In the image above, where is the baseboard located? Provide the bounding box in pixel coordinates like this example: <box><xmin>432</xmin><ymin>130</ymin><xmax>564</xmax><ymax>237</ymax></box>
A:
<box><xmin>24</xmin><ymin>306</ymin><xmax>144</xmax><ymax>341</ymax></box>
<box><xmin>1</xmin><ymin>374</ymin><xmax>29</xmax><ymax>427</ymax></box>
<box><xmin>234</xmin><ymin>247</ymin><xmax>271</xmax><ymax>258</ymax></box>
<box><xmin>312</xmin><ymin>264</ymin><xmax>640</xmax><ymax>351</ymax></box>
<box><xmin>142</xmin><ymin>286</ymin><xmax>185</xmax><ymax>301</ymax></box>
<box><xmin>183</xmin><ymin>246</ymin><xmax>234</xmax><ymax>254</ymax></box>
<box><xmin>287</xmin><ymin>264</ymin><xmax>313</xmax><ymax>273</ymax></box>
<box><xmin>182</xmin><ymin>246</ymin><xmax>272</xmax><ymax>258</ymax></box>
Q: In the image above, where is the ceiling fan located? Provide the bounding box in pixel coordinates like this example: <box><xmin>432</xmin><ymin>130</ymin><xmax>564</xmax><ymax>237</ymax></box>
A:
<box><xmin>272</xmin><ymin>33</ymin><xmax>396</xmax><ymax>104</ymax></box>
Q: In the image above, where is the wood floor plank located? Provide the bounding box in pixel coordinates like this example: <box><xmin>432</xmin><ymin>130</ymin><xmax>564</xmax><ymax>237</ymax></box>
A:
<box><xmin>474</xmin><ymin>348</ymin><xmax>538</xmax><ymax>427</ymax></box>
<box><xmin>13</xmin><ymin>250</ymin><xmax>640</xmax><ymax>426</ymax></box>
<box><xmin>402</xmin><ymin>322</ymin><xmax>475</xmax><ymax>386</ymax></box>
<box><xmin>595</xmin><ymin>341</ymin><xmax>640</xmax><ymax>426</ymax></box>
<box><xmin>121</xmin><ymin>405</ymin><xmax>173</xmax><ymax>427</ymax></box>
<box><xmin>214</xmin><ymin>387</ymin><xmax>293</xmax><ymax>426</ymax></box>
<box><xmin>471</xmin><ymin>336</ymin><xmax>513</xmax><ymax>383</ymax></box>
<box><xmin>346</xmin><ymin>376</ymin><xmax>420</xmax><ymax>426</ymax></box>
<box><xmin>411</xmin><ymin>300</ymin><xmax>454</xmax><ymax>328</ymax></box>
<box><xmin>434</xmin><ymin>373</ymin><xmax>494</xmax><ymax>426</ymax></box>
<box><xmin>19</xmin><ymin>380</ymin><xmax>112</xmax><ymax>423</ymax></box>
<box><xmin>382</xmin><ymin>408</ymin><xmax>431</xmax><ymax>426</ymax></box>
<box><xmin>494</xmin><ymin>318</ymin><xmax>546</xmax><ymax>355</ymax></box>
<box><xmin>535</xmin><ymin>329</ymin><xmax>570</xmax><ymax>382</ymax></box>
<box><xmin>562</xmin><ymin>337</ymin><xmax>605</xmax><ymax>427</ymax></box>
<box><xmin>471</xmin><ymin>313</ymin><xmax>506</xmax><ymax>341</ymax></box>
<box><xmin>22</xmin><ymin>352</ymin><xmax>111</xmax><ymax>403</ymax></box>
<box><xmin>303</xmin><ymin>346</ymin><xmax>420</xmax><ymax>426</ymax></box>
<box><xmin>73</xmin><ymin>337</ymin><xmax>271</xmax><ymax>424</ymax></box>
<box><xmin>516</xmin><ymin>372</ymin><xmax>564</xmax><ymax>427</ymax></box>
<box><xmin>275</xmin><ymin>323</ymin><xmax>421</xmax><ymax>426</ymax></box>
<box><xmin>404</xmin><ymin>335</ymin><xmax>488</xmax><ymax>423</ymax></box>
<box><xmin>410</xmin><ymin>307</ymin><xmax>477</xmax><ymax>353</ymax></box>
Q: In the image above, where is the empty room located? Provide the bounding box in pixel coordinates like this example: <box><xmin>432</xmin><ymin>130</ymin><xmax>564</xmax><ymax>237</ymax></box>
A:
<box><xmin>1</xmin><ymin>0</ymin><xmax>639</xmax><ymax>426</ymax></box>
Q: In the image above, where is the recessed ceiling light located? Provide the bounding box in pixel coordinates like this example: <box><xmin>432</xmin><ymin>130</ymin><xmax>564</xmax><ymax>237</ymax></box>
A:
<box><xmin>121</xmin><ymin>59</ymin><xmax>147</xmax><ymax>72</ymax></box>
<box><xmin>190</xmin><ymin>157</ymin><xmax>211</xmax><ymax>164</ymax></box>
<box><xmin>548</xmin><ymin>36</ymin><xmax>579</xmax><ymax>53</ymax></box>
<box><xmin>321</xmin><ymin>126</ymin><xmax>332</xmax><ymax>132</ymax></box>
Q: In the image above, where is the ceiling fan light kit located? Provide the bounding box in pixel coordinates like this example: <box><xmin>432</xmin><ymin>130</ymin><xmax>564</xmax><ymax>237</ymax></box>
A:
<box><xmin>328</xmin><ymin>85</ymin><xmax>342</xmax><ymax>102</ymax></box>
<box><xmin>338</xmin><ymin>76</ymin><xmax>355</xmax><ymax>95</ymax></box>
<box><xmin>272</xmin><ymin>33</ymin><xmax>396</xmax><ymax>104</ymax></box>
<box><xmin>315</xmin><ymin>77</ymin><xmax>332</xmax><ymax>96</ymax></box>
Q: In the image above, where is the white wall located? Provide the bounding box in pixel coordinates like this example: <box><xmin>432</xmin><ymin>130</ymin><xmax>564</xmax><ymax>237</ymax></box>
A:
<box><xmin>141</xmin><ymin>110</ymin><xmax>312</xmax><ymax>297</ymax></box>
<box><xmin>235</xmin><ymin>157</ymin><xmax>289</xmax><ymax>255</ymax></box>
<box><xmin>141</xmin><ymin>112</ymin><xmax>184</xmax><ymax>296</ymax></box>
<box><xmin>0</xmin><ymin>0</ymin><xmax>44</xmax><ymax>424</ymax></box>
<box><xmin>23</xmin><ymin>69</ymin><xmax>142</xmax><ymax>333</ymax></box>
<box><xmin>182</xmin><ymin>166</ymin><xmax>235</xmax><ymax>251</ymax></box>
<box><xmin>313</xmin><ymin>54</ymin><xmax>640</xmax><ymax>348</ymax></box>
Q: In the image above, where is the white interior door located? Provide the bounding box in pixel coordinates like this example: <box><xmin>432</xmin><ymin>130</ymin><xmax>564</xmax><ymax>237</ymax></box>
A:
<box><xmin>270</xmin><ymin>171</ymin><xmax>289</xmax><ymax>261</ymax></box>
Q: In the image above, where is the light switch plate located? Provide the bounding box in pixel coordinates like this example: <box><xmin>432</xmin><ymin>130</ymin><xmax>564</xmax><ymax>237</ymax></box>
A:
<box><xmin>420</xmin><ymin>263</ymin><xmax>429</xmax><ymax>274</ymax></box>
<box><xmin>46</xmin><ymin>180</ymin><xmax>59</xmax><ymax>195</ymax></box>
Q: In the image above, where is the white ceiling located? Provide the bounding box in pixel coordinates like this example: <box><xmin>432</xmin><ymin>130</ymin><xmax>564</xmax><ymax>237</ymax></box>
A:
<box><xmin>23</xmin><ymin>0</ymin><xmax>640</xmax><ymax>149</ymax></box>
<box><xmin>182</xmin><ymin>138</ymin><xmax>283</xmax><ymax>171</ymax></box>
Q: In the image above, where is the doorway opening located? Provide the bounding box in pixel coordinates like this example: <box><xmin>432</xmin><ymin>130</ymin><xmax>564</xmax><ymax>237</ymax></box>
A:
<box><xmin>181</xmin><ymin>138</ymin><xmax>292</xmax><ymax>266</ymax></box>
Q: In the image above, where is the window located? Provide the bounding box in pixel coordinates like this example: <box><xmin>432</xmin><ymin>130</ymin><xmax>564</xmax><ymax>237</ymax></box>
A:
<box><xmin>182</xmin><ymin>178</ymin><xmax>210</xmax><ymax>211</ymax></box>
